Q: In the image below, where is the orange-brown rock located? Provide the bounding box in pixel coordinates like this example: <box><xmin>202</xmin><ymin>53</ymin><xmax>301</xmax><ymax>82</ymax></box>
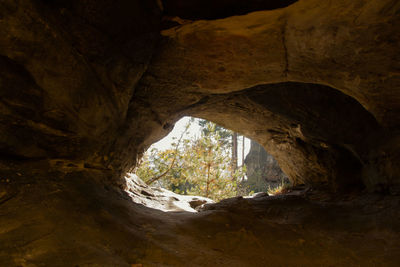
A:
<box><xmin>0</xmin><ymin>0</ymin><xmax>399</xmax><ymax>265</ymax></box>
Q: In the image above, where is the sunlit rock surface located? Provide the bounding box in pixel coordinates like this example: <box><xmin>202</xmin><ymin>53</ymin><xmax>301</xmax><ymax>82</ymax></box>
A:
<box><xmin>125</xmin><ymin>174</ymin><xmax>213</xmax><ymax>212</ymax></box>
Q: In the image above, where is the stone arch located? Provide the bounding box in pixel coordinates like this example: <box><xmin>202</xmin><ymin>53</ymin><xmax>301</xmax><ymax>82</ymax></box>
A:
<box><xmin>2</xmin><ymin>0</ymin><xmax>399</xmax><ymax>189</ymax></box>
<box><xmin>106</xmin><ymin>0</ymin><xmax>400</xmax><ymax>190</ymax></box>
<box><xmin>118</xmin><ymin>82</ymin><xmax>381</xmax><ymax>191</ymax></box>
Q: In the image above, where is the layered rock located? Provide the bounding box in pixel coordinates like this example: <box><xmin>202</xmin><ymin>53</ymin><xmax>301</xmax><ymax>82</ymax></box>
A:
<box><xmin>125</xmin><ymin>173</ymin><xmax>213</xmax><ymax>212</ymax></box>
<box><xmin>0</xmin><ymin>164</ymin><xmax>399</xmax><ymax>266</ymax></box>
<box><xmin>0</xmin><ymin>0</ymin><xmax>161</xmax><ymax>168</ymax></box>
<box><xmin>111</xmin><ymin>0</ymin><xmax>400</xmax><ymax>191</ymax></box>
<box><xmin>162</xmin><ymin>0</ymin><xmax>298</xmax><ymax>20</ymax></box>
<box><xmin>1</xmin><ymin>0</ymin><xmax>399</xmax><ymax>191</ymax></box>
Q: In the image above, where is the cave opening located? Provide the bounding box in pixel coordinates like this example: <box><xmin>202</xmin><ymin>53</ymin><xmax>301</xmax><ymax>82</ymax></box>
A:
<box><xmin>127</xmin><ymin>116</ymin><xmax>289</xmax><ymax>211</ymax></box>
<box><xmin>118</xmin><ymin>82</ymin><xmax>388</xmax><ymax>214</ymax></box>
<box><xmin>121</xmin><ymin>81</ymin><xmax>380</xmax><ymax>212</ymax></box>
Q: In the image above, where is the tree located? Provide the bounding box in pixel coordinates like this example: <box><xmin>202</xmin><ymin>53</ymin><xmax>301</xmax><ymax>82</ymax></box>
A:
<box><xmin>146</xmin><ymin>121</ymin><xmax>190</xmax><ymax>185</ymax></box>
<box><xmin>135</xmin><ymin>118</ymin><xmax>246</xmax><ymax>201</ymax></box>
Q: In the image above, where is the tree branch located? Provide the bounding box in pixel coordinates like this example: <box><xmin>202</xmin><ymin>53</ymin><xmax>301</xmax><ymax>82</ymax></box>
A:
<box><xmin>147</xmin><ymin>121</ymin><xmax>190</xmax><ymax>185</ymax></box>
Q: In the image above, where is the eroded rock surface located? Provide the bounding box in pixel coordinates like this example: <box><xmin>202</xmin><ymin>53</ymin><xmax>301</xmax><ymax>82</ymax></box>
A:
<box><xmin>125</xmin><ymin>174</ymin><xmax>213</xmax><ymax>212</ymax></box>
<box><xmin>0</xmin><ymin>0</ymin><xmax>161</xmax><ymax>167</ymax></box>
<box><xmin>0</xmin><ymin>166</ymin><xmax>399</xmax><ymax>266</ymax></box>
<box><xmin>1</xmin><ymin>0</ymin><xmax>399</xmax><ymax>190</ymax></box>
<box><xmin>162</xmin><ymin>0</ymin><xmax>298</xmax><ymax>20</ymax></box>
<box><xmin>0</xmin><ymin>0</ymin><xmax>399</xmax><ymax>265</ymax></box>
<box><xmin>111</xmin><ymin>0</ymin><xmax>400</xmax><ymax>191</ymax></box>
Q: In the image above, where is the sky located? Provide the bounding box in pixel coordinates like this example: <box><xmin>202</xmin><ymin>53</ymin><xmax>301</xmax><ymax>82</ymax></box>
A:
<box><xmin>149</xmin><ymin>116</ymin><xmax>251</xmax><ymax>165</ymax></box>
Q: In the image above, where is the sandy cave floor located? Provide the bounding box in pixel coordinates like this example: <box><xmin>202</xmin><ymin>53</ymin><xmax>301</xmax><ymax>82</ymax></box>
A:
<box><xmin>1</xmin><ymin>164</ymin><xmax>399</xmax><ymax>266</ymax></box>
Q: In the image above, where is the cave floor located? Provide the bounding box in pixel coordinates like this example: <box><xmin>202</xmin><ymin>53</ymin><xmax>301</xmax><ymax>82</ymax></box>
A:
<box><xmin>0</xmin><ymin>165</ymin><xmax>399</xmax><ymax>266</ymax></box>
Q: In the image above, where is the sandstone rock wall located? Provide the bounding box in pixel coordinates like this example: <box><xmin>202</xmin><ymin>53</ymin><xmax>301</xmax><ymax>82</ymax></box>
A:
<box><xmin>1</xmin><ymin>0</ymin><xmax>399</xmax><ymax>191</ymax></box>
<box><xmin>1</xmin><ymin>0</ymin><xmax>400</xmax><ymax>265</ymax></box>
<box><xmin>0</xmin><ymin>0</ymin><xmax>161</xmax><ymax>174</ymax></box>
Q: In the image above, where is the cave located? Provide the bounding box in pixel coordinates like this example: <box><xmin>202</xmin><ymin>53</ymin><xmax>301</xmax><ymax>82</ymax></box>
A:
<box><xmin>1</xmin><ymin>0</ymin><xmax>399</xmax><ymax>266</ymax></box>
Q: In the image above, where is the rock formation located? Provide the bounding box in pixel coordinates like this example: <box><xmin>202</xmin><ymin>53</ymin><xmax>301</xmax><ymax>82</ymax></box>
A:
<box><xmin>125</xmin><ymin>173</ymin><xmax>213</xmax><ymax>212</ymax></box>
<box><xmin>244</xmin><ymin>140</ymin><xmax>289</xmax><ymax>192</ymax></box>
<box><xmin>1</xmin><ymin>0</ymin><xmax>399</xmax><ymax>265</ymax></box>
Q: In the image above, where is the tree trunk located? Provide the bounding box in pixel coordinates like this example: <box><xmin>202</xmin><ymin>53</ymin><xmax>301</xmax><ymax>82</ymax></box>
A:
<box><xmin>206</xmin><ymin>163</ymin><xmax>211</xmax><ymax>197</ymax></box>
<box><xmin>242</xmin><ymin>135</ymin><xmax>245</xmax><ymax>167</ymax></box>
<box><xmin>231</xmin><ymin>132</ymin><xmax>238</xmax><ymax>177</ymax></box>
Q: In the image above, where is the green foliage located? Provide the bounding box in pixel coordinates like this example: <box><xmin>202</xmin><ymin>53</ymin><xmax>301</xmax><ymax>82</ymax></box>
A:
<box><xmin>135</xmin><ymin>119</ymin><xmax>246</xmax><ymax>201</ymax></box>
<box><xmin>197</xmin><ymin>119</ymin><xmax>232</xmax><ymax>147</ymax></box>
<box><xmin>267</xmin><ymin>180</ymin><xmax>292</xmax><ymax>196</ymax></box>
